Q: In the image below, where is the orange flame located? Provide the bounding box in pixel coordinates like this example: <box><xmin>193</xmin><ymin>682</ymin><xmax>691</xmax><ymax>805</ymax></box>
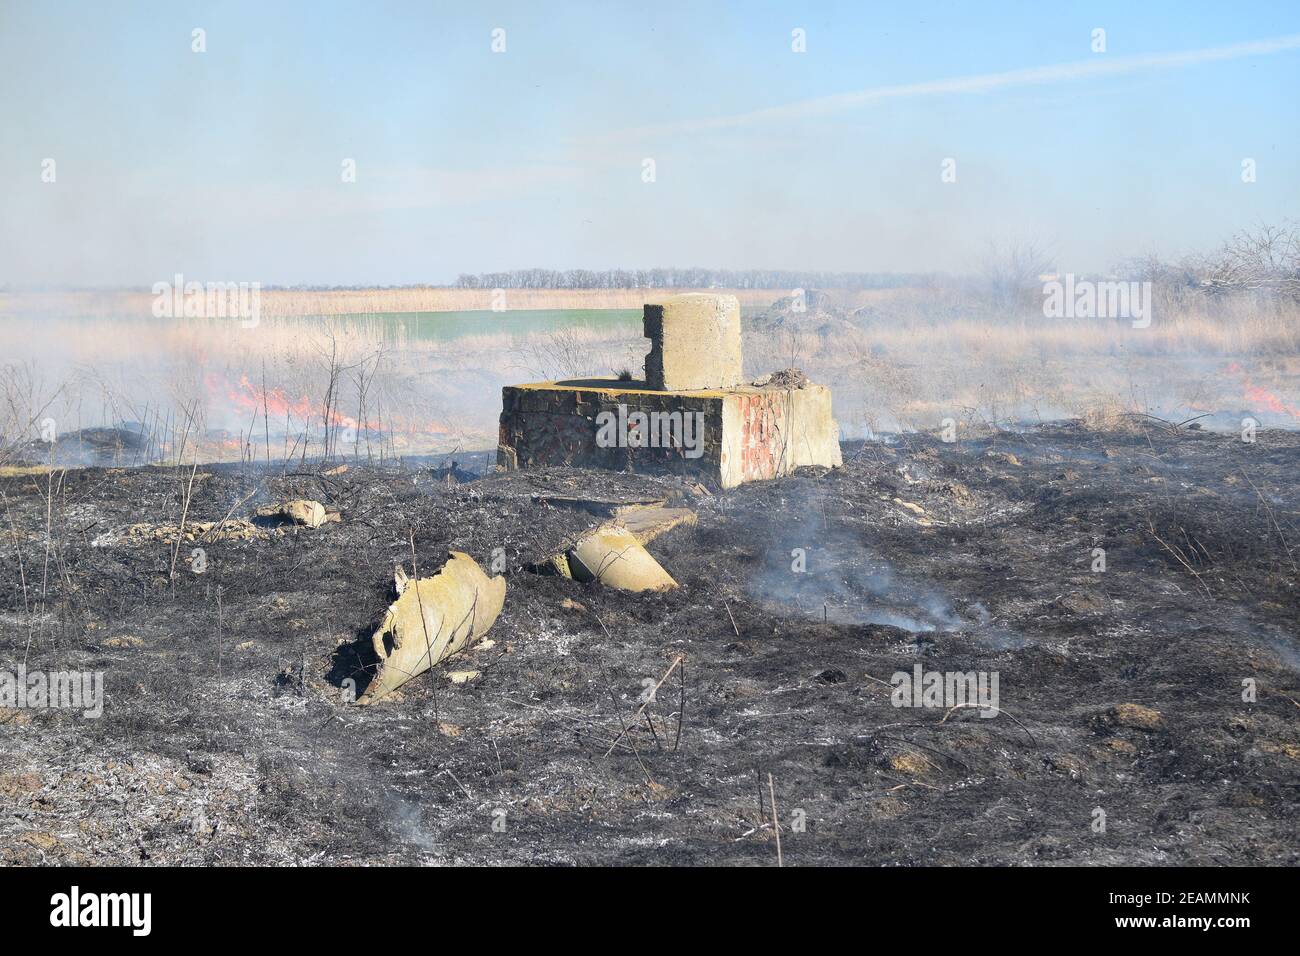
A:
<box><xmin>1224</xmin><ymin>362</ymin><xmax>1300</xmax><ymax>420</ymax></box>
<box><xmin>207</xmin><ymin>373</ymin><xmax>357</xmax><ymax>429</ymax></box>
<box><xmin>203</xmin><ymin>372</ymin><xmax>451</xmax><ymax>437</ymax></box>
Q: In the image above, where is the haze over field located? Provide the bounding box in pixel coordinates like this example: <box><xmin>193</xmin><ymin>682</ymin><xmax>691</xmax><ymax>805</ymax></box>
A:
<box><xmin>1</xmin><ymin>2</ymin><xmax>1298</xmax><ymax>460</ymax></box>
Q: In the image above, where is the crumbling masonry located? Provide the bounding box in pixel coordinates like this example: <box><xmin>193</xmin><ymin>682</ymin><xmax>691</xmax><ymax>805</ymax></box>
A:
<box><xmin>497</xmin><ymin>293</ymin><xmax>842</xmax><ymax>488</ymax></box>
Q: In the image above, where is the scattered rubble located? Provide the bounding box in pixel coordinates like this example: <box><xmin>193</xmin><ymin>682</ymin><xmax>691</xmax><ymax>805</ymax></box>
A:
<box><xmin>125</xmin><ymin>518</ymin><xmax>270</xmax><ymax>543</ymax></box>
<box><xmin>120</xmin><ymin>497</ymin><xmax>337</xmax><ymax>544</ymax></box>
<box><xmin>1093</xmin><ymin>703</ymin><xmax>1165</xmax><ymax>733</ymax></box>
<box><xmin>752</xmin><ymin>368</ymin><xmax>809</xmax><ymax>390</ymax></box>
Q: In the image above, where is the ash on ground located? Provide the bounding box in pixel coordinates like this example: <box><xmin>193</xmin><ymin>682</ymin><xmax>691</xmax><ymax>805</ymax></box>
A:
<box><xmin>1</xmin><ymin>420</ymin><xmax>1297</xmax><ymax>865</ymax></box>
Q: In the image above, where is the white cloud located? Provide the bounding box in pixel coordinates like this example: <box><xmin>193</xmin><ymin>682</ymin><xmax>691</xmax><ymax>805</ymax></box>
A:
<box><xmin>590</xmin><ymin>33</ymin><xmax>1300</xmax><ymax>142</ymax></box>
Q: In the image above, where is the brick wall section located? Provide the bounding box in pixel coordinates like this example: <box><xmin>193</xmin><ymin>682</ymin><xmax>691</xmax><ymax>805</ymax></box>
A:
<box><xmin>719</xmin><ymin>383</ymin><xmax>842</xmax><ymax>487</ymax></box>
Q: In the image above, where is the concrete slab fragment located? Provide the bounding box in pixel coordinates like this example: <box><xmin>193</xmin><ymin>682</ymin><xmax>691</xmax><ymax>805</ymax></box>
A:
<box><xmin>566</xmin><ymin>526</ymin><xmax>677</xmax><ymax>592</ymax></box>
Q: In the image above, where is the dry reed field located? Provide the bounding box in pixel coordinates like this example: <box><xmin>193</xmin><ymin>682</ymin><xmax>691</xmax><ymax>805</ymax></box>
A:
<box><xmin>2</xmin><ymin>278</ymin><xmax>1298</xmax><ymax>469</ymax></box>
<box><xmin>744</xmin><ymin>287</ymin><xmax>1300</xmax><ymax>438</ymax></box>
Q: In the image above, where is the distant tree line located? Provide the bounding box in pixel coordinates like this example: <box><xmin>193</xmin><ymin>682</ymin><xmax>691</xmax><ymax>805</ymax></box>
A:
<box><xmin>451</xmin><ymin>269</ymin><xmax>930</xmax><ymax>290</ymax></box>
<box><xmin>978</xmin><ymin>222</ymin><xmax>1300</xmax><ymax>307</ymax></box>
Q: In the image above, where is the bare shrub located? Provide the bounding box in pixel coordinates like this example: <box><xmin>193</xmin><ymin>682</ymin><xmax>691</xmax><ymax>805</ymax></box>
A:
<box><xmin>979</xmin><ymin>239</ymin><xmax>1055</xmax><ymax>314</ymax></box>
<box><xmin>0</xmin><ymin>364</ymin><xmax>61</xmax><ymax>465</ymax></box>
<box><xmin>1201</xmin><ymin>222</ymin><xmax>1300</xmax><ymax>300</ymax></box>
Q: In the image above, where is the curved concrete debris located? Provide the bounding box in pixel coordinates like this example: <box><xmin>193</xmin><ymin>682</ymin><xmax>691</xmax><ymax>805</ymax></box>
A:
<box><xmin>567</xmin><ymin>525</ymin><xmax>677</xmax><ymax>592</ymax></box>
<box><xmin>562</xmin><ymin>503</ymin><xmax>695</xmax><ymax>592</ymax></box>
<box><xmin>357</xmin><ymin>551</ymin><xmax>506</xmax><ymax>704</ymax></box>
<box><xmin>536</xmin><ymin>501</ymin><xmax>695</xmax><ymax>592</ymax></box>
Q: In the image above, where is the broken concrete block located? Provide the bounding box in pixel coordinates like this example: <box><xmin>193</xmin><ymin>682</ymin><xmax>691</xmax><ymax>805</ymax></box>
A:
<box><xmin>282</xmin><ymin>499</ymin><xmax>327</xmax><ymax>528</ymax></box>
<box><xmin>537</xmin><ymin>503</ymin><xmax>692</xmax><ymax>591</ymax></box>
<box><xmin>544</xmin><ymin>552</ymin><xmax>574</xmax><ymax>579</ymax></box>
<box><xmin>567</xmin><ymin>526</ymin><xmax>677</xmax><ymax>592</ymax></box>
<box><xmin>358</xmin><ymin>551</ymin><xmax>506</xmax><ymax>704</ymax></box>
<box><xmin>256</xmin><ymin>499</ymin><xmax>327</xmax><ymax>529</ymax></box>
<box><xmin>644</xmin><ymin>293</ymin><xmax>743</xmax><ymax>391</ymax></box>
<box><xmin>612</xmin><ymin>503</ymin><xmax>697</xmax><ymax>543</ymax></box>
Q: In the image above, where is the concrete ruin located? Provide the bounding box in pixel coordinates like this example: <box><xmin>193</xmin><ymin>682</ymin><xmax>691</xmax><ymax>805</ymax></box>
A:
<box><xmin>497</xmin><ymin>294</ymin><xmax>842</xmax><ymax>488</ymax></box>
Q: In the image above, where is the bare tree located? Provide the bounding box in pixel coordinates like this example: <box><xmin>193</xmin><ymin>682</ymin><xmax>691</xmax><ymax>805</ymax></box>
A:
<box><xmin>1202</xmin><ymin>222</ymin><xmax>1300</xmax><ymax>299</ymax></box>
<box><xmin>979</xmin><ymin>239</ymin><xmax>1054</xmax><ymax>312</ymax></box>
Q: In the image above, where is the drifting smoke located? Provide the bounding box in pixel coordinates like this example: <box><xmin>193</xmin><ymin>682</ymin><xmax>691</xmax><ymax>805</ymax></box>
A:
<box><xmin>746</xmin><ymin>485</ymin><xmax>965</xmax><ymax>634</ymax></box>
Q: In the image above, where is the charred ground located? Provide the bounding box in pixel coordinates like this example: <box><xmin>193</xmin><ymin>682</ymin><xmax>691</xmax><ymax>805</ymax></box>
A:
<box><xmin>1</xmin><ymin>420</ymin><xmax>1297</xmax><ymax>865</ymax></box>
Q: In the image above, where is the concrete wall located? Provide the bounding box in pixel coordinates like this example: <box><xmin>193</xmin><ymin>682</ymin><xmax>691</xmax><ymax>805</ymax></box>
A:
<box><xmin>498</xmin><ymin>382</ymin><xmax>726</xmax><ymax>477</ymax></box>
<box><xmin>643</xmin><ymin>294</ymin><xmax>744</xmax><ymax>392</ymax></box>
<box><xmin>498</xmin><ymin>378</ymin><xmax>841</xmax><ymax>487</ymax></box>
<box><xmin>718</xmin><ymin>383</ymin><xmax>843</xmax><ymax>487</ymax></box>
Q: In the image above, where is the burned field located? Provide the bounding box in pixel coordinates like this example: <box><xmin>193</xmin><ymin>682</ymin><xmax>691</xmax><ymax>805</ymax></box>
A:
<box><xmin>1</xmin><ymin>421</ymin><xmax>1297</xmax><ymax>866</ymax></box>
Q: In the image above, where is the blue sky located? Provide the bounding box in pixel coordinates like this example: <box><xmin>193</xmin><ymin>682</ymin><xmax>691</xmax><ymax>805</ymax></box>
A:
<box><xmin>2</xmin><ymin>0</ymin><xmax>1298</xmax><ymax>286</ymax></box>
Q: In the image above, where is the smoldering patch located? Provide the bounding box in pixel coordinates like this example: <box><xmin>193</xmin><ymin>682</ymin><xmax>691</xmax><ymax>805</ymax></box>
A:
<box><xmin>745</xmin><ymin>511</ymin><xmax>965</xmax><ymax>634</ymax></box>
